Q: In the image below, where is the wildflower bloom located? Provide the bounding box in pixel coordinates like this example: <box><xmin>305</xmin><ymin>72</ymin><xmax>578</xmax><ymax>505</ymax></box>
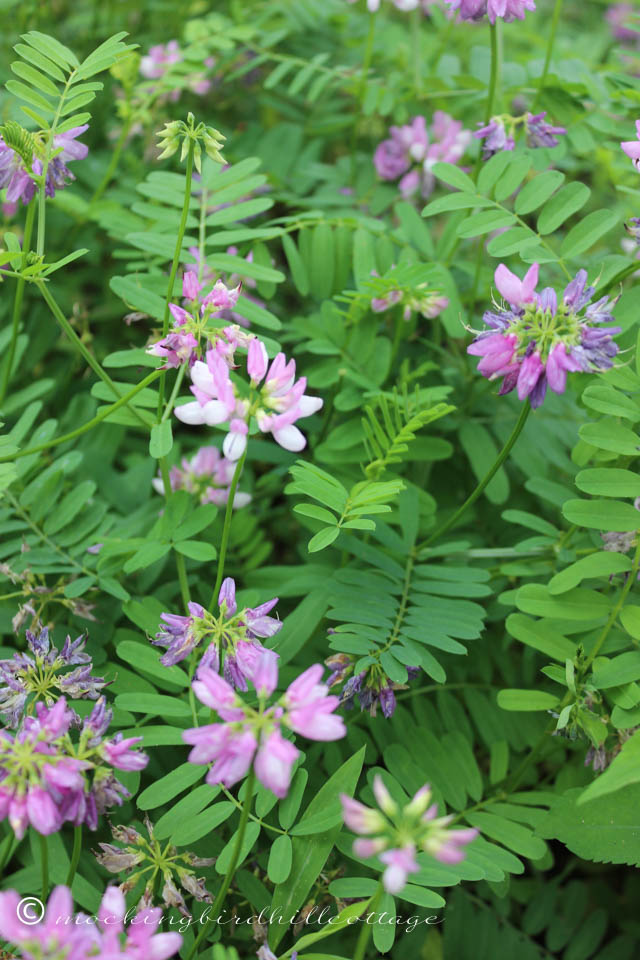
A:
<box><xmin>369</xmin><ymin>270</ymin><xmax>449</xmax><ymax>319</ymax></box>
<box><xmin>467</xmin><ymin>264</ymin><xmax>621</xmax><ymax>408</ymax></box>
<box><xmin>607</xmin><ymin>3</ymin><xmax>639</xmax><ymax>43</ymax></box>
<box><xmin>0</xmin><ymin>884</ymin><xmax>183</xmax><ymax>960</ymax></box>
<box><xmin>445</xmin><ymin>0</ymin><xmax>535</xmax><ymax>22</ymax></box>
<box><xmin>626</xmin><ymin>217</ymin><xmax>640</xmax><ymax>245</ymax></box>
<box><xmin>0</xmin><ymin>627</ymin><xmax>107</xmax><ymax>727</ymax></box>
<box><xmin>146</xmin><ymin>272</ymin><xmax>241</xmax><ymax>369</ymax></box>
<box><xmin>374</xmin><ymin>113</ymin><xmax>471</xmax><ymax>198</ymax></box>
<box><xmin>0</xmin><ymin>697</ymin><xmax>147</xmax><ymax>838</ymax></box>
<box><xmin>152</xmin><ymin>445</ymin><xmax>251</xmax><ymax>508</ymax></box>
<box><xmin>340</xmin><ymin>776</ymin><xmax>478</xmax><ymax>894</ymax></box>
<box><xmin>327</xmin><ymin>653</ymin><xmax>420</xmax><ymax>719</ymax></box>
<box><xmin>0</xmin><ymin>125</ymin><xmax>88</xmax><ymax>206</ymax></box>
<box><xmin>184</xmin><ymin>656</ymin><xmax>346</xmax><ymax>798</ymax></box>
<box><xmin>175</xmin><ymin>339</ymin><xmax>323</xmax><ymax>458</ymax></box>
<box><xmin>621</xmin><ymin>119</ymin><xmax>640</xmax><ymax>172</ymax></box>
<box><xmin>153</xmin><ymin>578</ymin><xmax>281</xmax><ymax>681</ymax></box>
<box><xmin>475</xmin><ymin>112</ymin><xmax>565</xmax><ymax>159</ymax></box>
<box><xmin>96</xmin><ymin>817</ymin><xmax>214</xmax><ymax>914</ymax></box>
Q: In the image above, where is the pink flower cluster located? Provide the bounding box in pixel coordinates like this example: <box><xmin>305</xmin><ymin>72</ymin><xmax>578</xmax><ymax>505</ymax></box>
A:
<box><xmin>140</xmin><ymin>40</ymin><xmax>214</xmax><ymax>97</ymax></box>
<box><xmin>175</xmin><ymin>339</ymin><xmax>322</xmax><ymax>458</ymax></box>
<box><xmin>341</xmin><ymin>775</ymin><xmax>477</xmax><ymax>893</ymax></box>
<box><xmin>0</xmin><ymin>698</ymin><xmax>147</xmax><ymax>838</ymax></box>
<box><xmin>184</xmin><ymin>655</ymin><xmax>346</xmax><ymax>798</ymax></box>
<box><xmin>147</xmin><ymin>272</ymin><xmax>241</xmax><ymax>369</ymax></box>
<box><xmin>152</xmin><ymin>445</ymin><xmax>251</xmax><ymax>509</ymax></box>
<box><xmin>467</xmin><ymin>263</ymin><xmax>620</xmax><ymax>409</ymax></box>
<box><xmin>445</xmin><ymin>0</ymin><xmax>535</xmax><ymax>22</ymax></box>
<box><xmin>0</xmin><ymin>885</ymin><xmax>182</xmax><ymax>960</ymax></box>
<box><xmin>374</xmin><ymin>113</ymin><xmax>471</xmax><ymax>198</ymax></box>
<box><xmin>0</xmin><ymin>126</ymin><xmax>88</xmax><ymax>213</ymax></box>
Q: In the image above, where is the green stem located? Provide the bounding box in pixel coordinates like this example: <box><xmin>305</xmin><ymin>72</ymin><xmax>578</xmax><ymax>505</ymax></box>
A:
<box><xmin>157</xmin><ymin>140</ymin><xmax>195</xmax><ymax>417</ymax></box>
<box><xmin>532</xmin><ymin>0</ymin><xmax>563</xmax><ymax>110</ymax></box>
<box><xmin>36</xmin><ymin>73</ymin><xmax>74</xmax><ymax>257</ymax></box>
<box><xmin>485</xmin><ymin>21</ymin><xmax>500</xmax><ymax>124</ymax></box>
<box><xmin>90</xmin><ymin>118</ymin><xmax>132</xmax><ymax>204</ymax></box>
<box><xmin>418</xmin><ymin>402</ymin><xmax>531</xmax><ymax>551</ymax></box>
<box><xmin>40</xmin><ymin>833</ymin><xmax>49</xmax><ymax>901</ymax></box>
<box><xmin>0</xmin><ymin>200</ymin><xmax>36</xmax><ymax>405</ymax></box>
<box><xmin>353</xmin><ymin>883</ymin><xmax>383</xmax><ymax>960</ymax></box>
<box><xmin>411</xmin><ymin>7</ymin><xmax>422</xmax><ymax>95</ymax></box>
<box><xmin>185</xmin><ymin>767</ymin><xmax>255</xmax><ymax>960</ymax></box>
<box><xmin>350</xmin><ymin>12</ymin><xmax>376</xmax><ymax>184</ymax></box>
<box><xmin>0</xmin><ymin>370</ymin><xmax>161</xmax><ymax>463</ymax></box>
<box><xmin>36</xmin><ymin>280</ymin><xmax>151</xmax><ymax>427</ymax></box>
<box><xmin>161</xmin><ymin>363</ymin><xmax>187</xmax><ymax>422</ymax></box>
<box><xmin>66</xmin><ymin>825</ymin><xmax>82</xmax><ymax>887</ymax></box>
<box><xmin>209</xmin><ymin>449</ymin><xmax>247</xmax><ymax>609</ymax></box>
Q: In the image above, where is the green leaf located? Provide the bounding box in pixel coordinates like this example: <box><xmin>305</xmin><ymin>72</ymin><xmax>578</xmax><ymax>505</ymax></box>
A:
<box><xmin>279</xmin><ymin>899</ymin><xmax>372</xmax><ymax>957</ymax></box>
<box><xmin>537</xmin><ymin>182</ymin><xmax>590</xmax><ymax>235</ymax></box>
<box><xmin>514</xmin><ymin>170</ymin><xmax>565</xmax><ymax>216</ymax></box>
<box><xmin>171</xmin><ymin>802</ymin><xmax>235</xmax><ymax>845</ymax></box>
<box><xmin>149</xmin><ymin>421</ymin><xmax>173</xmax><ymax>459</ymax></box>
<box><xmin>578</xmin><ymin>731</ymin><xmax>640</xmax><ymax>804</ymax></box>
<box><xmin>465</xmin><ymin>811</ymin><xmax>546</xmax><ymax>860</ymax></box>
<box><xmin>137</xmin><ymin>762</ymin><xmax>205</xmax><ymax>810</ymax></box>
<box><xmin>282</xmin><ymin>234</ymin><xmax>309</xmax><ymax>296</ymax></box>
<box><xmin>537</xmin><ymin>784</ymin><xmax>640</xmax><ymax>865</ymax></box>
<box><xmin>174</xmin><ymin>540</ymin><xmax>217</xmax><ymax>561</ymax></box>
<box><xmin>497</xmin><ymin>689</ymin><xmax>560</xmax><ymax>711</ymax></box>
<box><xmin>308</xmin><ymin>527</ymin><xmax>340</xmax><ymax>552</ymax></box>
<box><xmin>581</xmin><ymin>385</ymin><xmax>640</xmax><ymax>422</ymax></box>
<box><xmin>422</xmin><ymin>193</ymin><xmax>491</xmax><ymax>216</ymax></box>
<box><xmin>115</xmin><ymin>693</ymin><xmax>192</xmax><ymax>718</ymax></box>
<box><xmin>549</xmin><ymin>552</ymin><xmax>632</xmax><ymax>594</ymax></box>
<box><xmin>268</xmin><ymin>747</ymin><xmax>365</xmax><ymax>950</ymax></box>
<box><xmin>561</xmin><ymin>209</ymin><xmax>619</xmax><ymax>259</ymax></box>
<box><xmin>575</xmin><ymin>468</ymin><xmax>640</xmax><ymax>498</ymax></box>
<box><xmin>456</xmin><ymin>209</ymin><xmax>517</xmax><ymax>239</ymax></box>
<box><xmin>562</xmin><ymin>498</ymin><xmax>640</xmax><ymax>532</ymax></box>
<box><xmin>116</xmin><ymin>639</ymin><xmax>188</xmax><ymax>689</ymax></box>
<box><xmin>267</xmin><ymin>834</ymin><xmax>293</xmax><ymax>883</ymax></box>
<box><xmin>591</xmin><ymin>652</ymin><xmax>640</xmax><ymax>688</ymax></box>
<box><xmin>432</xmin><ymin>161</ymin><xmax>475</xmax><ymax>192</ymax></box>
<box><xmin>579</xmin><ymin>420</ymin><xmax>640</xmax><ymax>456</ymax></box>
<box><xmin>515</xmin><ymin>584</ymin><xmax>611</xmax><ymax>620</ymax></box>
<box><xmin>620</xmin><ymin>606</ymin><xmax>640</xmax><ymax>641</ymax></box>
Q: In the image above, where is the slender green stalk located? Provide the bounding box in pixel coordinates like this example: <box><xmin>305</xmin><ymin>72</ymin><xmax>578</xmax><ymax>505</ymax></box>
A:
<box><xmin>350</xmin><ymin>12</ymin><xmax>376</xmax><ymax>184</ymax></box>
<box><xmin>0</xmin><ymin>201</ymin><xmax>36</xmax><ymax>405</ymax></box>
<box><xmin>36</xmin><ymin>280</ymin><xmax>151</xmax><ymax>427</ymax></box>
<box><xmin>66</xmin><ymin>825</ymin><xmax>82</xmax><ymax>887</ymax></box>
<box><xmin>418</xmin><ymin>402</ymin><xmax>531</xmax><ymax>551</ymax></box>
<box><xmin>185</xmin><ymin>767</ymin><xmax>255</xmax><ymax>960</ymax></box>
<box><xmin>0</xmin><ymin>370</ymin><xmax>161</xmax><ymax>463</ymax></box>
<box><xmin>161</xmin><ymin>363</ymin><xmax>187</xmax><ymax>422</ymax></box>
<box><xmin>353</xmin><ymin>882</ymin><xmax>383</xmax><ymax>960</ymax></box>
<box><xmin>90</xmin><ymin>118</ymin><xmax>132</xmax><ymax>205</ymax></box>
<box><xmin>411</xmin><ymin>6</ymin><xmax>422</xmax><ymax>95</ymax></box>
<box><xmin>36</xmin><ymin>74</ymin><xmax>74</xmax><ymax>257</ymax></box>
<box><xmin>40</xmin><ymin>833</ymin><xmax>49</xmax><ymax>900</ymax></box>
<box><xmin>209</xmin><ymin>449</ymin><xmax>247</xmax><ymax>609</ymax></box>
<box><xmin>485</xmin><ymin>21</ymin><xmax>500</xmax><ymax>124</ymax></box>
<box><xmin>532</xmin><ymin>0</ymin><xmax>564</xmax><ymax>110</ymax></box>
<box><xmin>157</xmin><ymin>140</ymin><xmax>195</xmax><ymax>416</ymax></box>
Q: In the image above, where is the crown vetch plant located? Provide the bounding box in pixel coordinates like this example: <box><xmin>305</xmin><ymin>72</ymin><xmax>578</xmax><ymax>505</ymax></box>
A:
<box><xmin>1</xmin><ymin>4</ymin><xmax>640</xmax><ymax>959</ymax></box>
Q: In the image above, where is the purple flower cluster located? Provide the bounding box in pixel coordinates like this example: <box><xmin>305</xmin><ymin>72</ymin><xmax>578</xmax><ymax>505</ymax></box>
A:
<box><xmin>0</xmin><ymin>627</ymin><xmax>107</xmax><ymax>727</ymax></box>
<box><xmin>467</xmin><ymin>263</ymin><xmax>621</xmax><ymax>409</ymax></box>
<box><xmin>152</xmin><ymin>445</ymin><xmax>251</xmax><ymax>509</ymax></box>
<box><xmin>184</xmin><ymin>654</ymin><xmax>345</xmax><ymax>798</ymax></box>
<box><xmin>374</xmin><ymin>113</ymin><xmax>471</xmax><ymax>199</ymax></box>
<box><xmin>153</xmin><ymin>577</ymin><xmax>281</xmax><ymax>682</ymax></box>
<box><xmin>607</xmin><ymin>3</ymin><xmax>639</xmax><ymax>44</ymax></box>
<box><xmin>0</xmin><ymin>885</ymin><xmax>182</xmax><ymax>960</ymax></box>
<box><xmin>140</xmin><ymin>40</ymin><xmax>215</xmax><ymax>98</ymax></box>
<box><xmin>341</xmin><ymin>775</ymin><xmax>477</xmax><ymax>894</ymax></box>
<box><xmin>326</xmin><ymin>653</ymin><xmax>421</xmax><ymax>719</ymax></box>
<box><xmin>474</xmin><ymin>112</ymin><xmax>566</xmax><ymax>159</ymax></box>
<box><xmin>0</xmin><ymin>697</ymin><xmax>147</xmax><ymax>838</ymax></box>
<box><xmin>445</xmin><ymin>0</ymin><xmax>535</xmax><ymax>22</ymax></box>
<box><xmin>175</xmin><ymin>338</ymin><xmax>323</xmax><ymax>457</ymax></box>
<box><xmin>0</xmin><ymin>126</ymin><xmax>88</xmax><ymax>211</ymax></box>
